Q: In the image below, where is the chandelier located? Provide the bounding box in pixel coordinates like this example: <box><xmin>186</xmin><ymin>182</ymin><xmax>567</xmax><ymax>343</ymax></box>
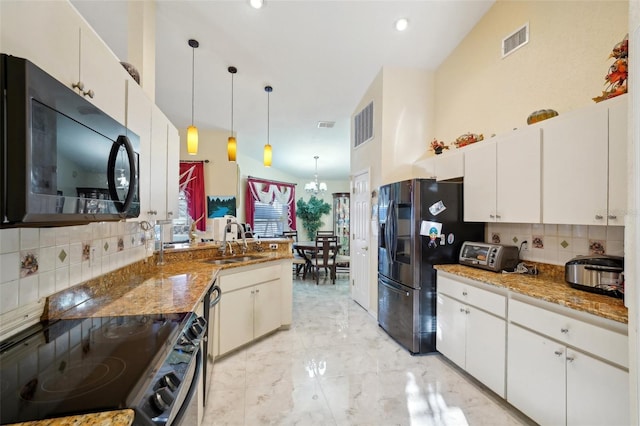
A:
<box><xmin>305</xmin><ymin>156</ymin><xmax>327</xmax><ymax>195</ymax></box>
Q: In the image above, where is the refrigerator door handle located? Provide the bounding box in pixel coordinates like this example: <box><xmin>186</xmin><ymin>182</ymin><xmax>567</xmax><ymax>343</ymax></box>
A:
<box><xmin>387</xmin><ymin>200</ymin><xmax>395</xmax><ymax>263</ymax></box>
<box><xmin>379</xmin><ymin>277</ymin><xmax>410</xmax><ymax>297</ymax></box>
<box><xmin>390</xmin><ymin>200</ymin><xmax>397</xmax><ymax>262</ymax></box>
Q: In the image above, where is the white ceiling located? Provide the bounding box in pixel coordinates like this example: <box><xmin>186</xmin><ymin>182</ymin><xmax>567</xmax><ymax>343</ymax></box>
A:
<box><xmin>73</xmin><ymin>0</ymin><xmax>494</xmax><ymax>180</ymax></box>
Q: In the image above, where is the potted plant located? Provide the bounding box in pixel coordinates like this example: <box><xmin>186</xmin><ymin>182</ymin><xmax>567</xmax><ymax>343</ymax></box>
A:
<box><xmin>296</xmin><ymin>196</ymin><xmax>331</xmax><ymax>240</ymax></box>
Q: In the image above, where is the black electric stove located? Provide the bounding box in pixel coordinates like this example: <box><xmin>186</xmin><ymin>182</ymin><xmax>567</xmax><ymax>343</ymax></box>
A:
<box><xmin>0</xmin><ymin>312</ymin><xmax>206</xmax><ymax>425</ymax></box>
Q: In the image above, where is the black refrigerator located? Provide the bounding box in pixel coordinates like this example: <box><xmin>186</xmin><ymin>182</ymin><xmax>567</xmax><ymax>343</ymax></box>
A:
<box><xmin>378</xmin><ymin>179</ymin><xmax>484</xmax><ymax>354</ymax></box>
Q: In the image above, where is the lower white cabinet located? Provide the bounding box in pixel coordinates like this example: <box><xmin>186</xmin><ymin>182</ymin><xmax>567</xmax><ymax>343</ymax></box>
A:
<box><xmin>436</xmin><ymin>274</ymin><xmax>507</xmax><ymax>397</ymax></box>
<box><xmin>217</xmin><ymin>261</ymin><xmax>292</xmax><ymax>357</ymax></box>
<box><xmin>507</xmin><ymin>298</ymin><xmax>629</xmax><ymax>426</ymax></box>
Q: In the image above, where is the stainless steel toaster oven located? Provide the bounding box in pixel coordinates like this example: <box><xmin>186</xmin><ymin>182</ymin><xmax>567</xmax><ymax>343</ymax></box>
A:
<box><xmin>459</xmin><ymin>241</ymin><xmax>520</xmax><ymax>272</ymax></box>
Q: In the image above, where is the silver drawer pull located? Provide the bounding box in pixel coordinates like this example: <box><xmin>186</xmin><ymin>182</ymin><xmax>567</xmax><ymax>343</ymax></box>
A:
<box><xmin>566</xmin><ymin>356</ymin><xmax>575</xmax><ymax>363</ymax></box>
<box><xmin>462</xmin><ymin>291</ymin><xmax>468</xmax><ymax>296</ymax></box>
<box><xmin>560</xmin><ymin>328</ymin><xmax>569</xmax><ymax>334</ymax></box>
<box><xmin>554</xmin><ymin>350</ymin><xmax>563</xmax><ymax>356</ymax></box>
<box><xmin>460</xmin><ymin>308</ymin><xmax>466</xmax><ymax>313</ymax></box>
<box><xmin>595</xmin><ymin>214</ymin><xmax>604</xmax><ymax>220</ymax></box>
<box><xmin>608</xmin><ymin>214</ymin><xmax>617</xmax><ymax>219</ymax></box>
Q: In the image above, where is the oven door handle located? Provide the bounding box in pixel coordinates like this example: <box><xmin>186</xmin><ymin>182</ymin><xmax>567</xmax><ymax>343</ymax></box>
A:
<box><xmin>209</xmin><ymin>285</ymin><xmax>221</xmax><ymax>308</ymax></box>
<box><xmin>171</xmin><ymin>348</ymin><xmax>202</xmax><ymax>425</ymax></box>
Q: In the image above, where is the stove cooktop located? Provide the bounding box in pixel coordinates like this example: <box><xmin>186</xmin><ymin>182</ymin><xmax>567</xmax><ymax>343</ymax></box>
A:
<box><xmin>0</xmin><ymin>312</ymin><xmax>191</xmax><ymax>424</ymax></box>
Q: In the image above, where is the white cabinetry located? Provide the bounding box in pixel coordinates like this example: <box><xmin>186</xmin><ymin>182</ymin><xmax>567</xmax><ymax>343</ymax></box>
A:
<box><xmin>125</xmin><ymin>80</ymin><xmax>152</xmax><ymax>221</ymax></box>
<box><xmin>414</xmin><ymin>150</ymin><xmax>464</xmax><ymax>181</ymax></box>
<box><xmin>464</xmin><ymin>126</ymin><xmax>541</xmax><ymax>223</ymax></box>
<box><xmin>542</xmin><ymin>96</ymin><xmax>627</xmax><ymax>225</ymax></box>
<box><xmin>507</xmin><ymin>298</ymin><xmax>628</xmax><ymax>426</ymax></box>
<box><xmin>436</xmin><ymin>274</ymin><xmax>507</xmax><ymax>397</ymax></box>
<box><xmin>1</xmin><ymin>0</ymin><xmax>127</xmax><ymax>123</ymax></box>
<box><xmin>217</xmin><ymin>261</ymin><xmax>292</xmax><ymax>356</ymax></box>
<box><xmin>148</xmin><ymin>105</ymin><xmax>179</xmax><ymax>221</ymax></box>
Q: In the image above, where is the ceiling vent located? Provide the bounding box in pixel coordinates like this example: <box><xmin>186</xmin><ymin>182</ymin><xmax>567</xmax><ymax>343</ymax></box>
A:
<box><xmin>317</xmin><ymin>121</ymin><xmax>335</xmax><ymax>128</ymax></box>
<box><xmin>354</xmin><ymin>101</ymin><xmax>374</xmax><ymax>148</ymax></box>
<box><xmin>502</xmin><ymin>23</ymin><xmax>529</xmax><ymax>58</ymax></box>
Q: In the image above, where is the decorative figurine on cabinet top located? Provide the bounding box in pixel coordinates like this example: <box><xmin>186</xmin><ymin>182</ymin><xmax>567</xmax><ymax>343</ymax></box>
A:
<box><xmin>593</xmin><ymin>34</ymin><xmax>628</xmax><ymax>103</ymax></box>
<box><xmin>430</xmin><ymin>138</ymin><xmax>449</xmax><ymax>155</ymax></box>
<box><xmin>453</xmin><ymin>132</ymin><xmax>484</xmax><ymax>148</ymax></box>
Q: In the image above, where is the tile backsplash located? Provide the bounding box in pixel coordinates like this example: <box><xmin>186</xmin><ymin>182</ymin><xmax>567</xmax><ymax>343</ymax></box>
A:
<box><xmin>0</xmin><ymin>221</ymin><xmax>153</xmax><ymax>317</ymax></box>
<box><xmin>486</xmin><ymin>223</ymin><xmax>624</xmax><ymax>266</ymax></box>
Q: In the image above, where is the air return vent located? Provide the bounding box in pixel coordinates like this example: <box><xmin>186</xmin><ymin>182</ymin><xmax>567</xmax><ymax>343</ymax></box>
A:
<box><xmin>317</xmin><ymin>121</ymin><xmax>335</xmax><ymax>128</ymax></box>
<box><xmin>354</xmin><ymin>101</ymin><xmax>373</xmax><ymax>148</ymax></box>
<box><xmin>502</xmin><ymin>23</ymin><xmax>529</xmax><ymax>58</ymax></box>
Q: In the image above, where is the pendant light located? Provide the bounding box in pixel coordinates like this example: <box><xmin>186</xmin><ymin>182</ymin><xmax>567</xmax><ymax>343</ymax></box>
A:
<box><xmin>263</xmin><ymin>85</ymin><xmax>273</xmax><ymax>167</ymax></box>
<box><xmin>187</xmin><ymin>39</ymin><xmax>199</xmax><ymax>155</ymax></box>
<box><xmin>227</xmin><ymin>66</ymin><xmax>238</xmax><ymax>161</ymax></box>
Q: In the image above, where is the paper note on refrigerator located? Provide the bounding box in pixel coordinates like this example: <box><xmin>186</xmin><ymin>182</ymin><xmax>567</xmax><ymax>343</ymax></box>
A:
<box><xmin>429</xmin><ymin>200</ymin><xmax>446</xmax><ymax>216</ymax></box>
<box><xmin>420</xmin><ymin>221</ymin><xmax>442</xmax><ymax>237</ymax></box>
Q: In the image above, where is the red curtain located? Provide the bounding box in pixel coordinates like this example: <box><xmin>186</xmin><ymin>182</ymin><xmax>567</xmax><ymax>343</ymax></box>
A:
<box><xmin>179</xmin><ymin>162</ymin><xmax>206</xmax><ymax>231</ymax></box>
<box><xmin>245</xmin><ymin>177</ymin><xmax>296</xmax><ymax>231</ymax></box>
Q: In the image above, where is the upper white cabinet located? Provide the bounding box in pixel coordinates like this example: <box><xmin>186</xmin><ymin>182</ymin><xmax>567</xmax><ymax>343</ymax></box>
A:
<box><xmin>1</xmin><ymin>1</ymin><xmax>127</xmax><ymax>124</ymax></box>
<box><xmin>125</xmin><ymin>81</ymin><xmax>153</xmax><ymax>222</ymax></box>
<box><xmin>606</xmin><ymin>95</ymin><xmax>628</xmax><ymax>225</ymax></box>
<box><xmin>464</xmin><ymin>126</ymin><xmax>541</xmax><ymax>223</ymax></box>
<box><xmin>414</xmin><ymin>150</ymin><xmax>464</xmax><ymax>181</ymax></box>
<box><xmin>150</xmin><ymin>106</ymin><xmax>170</xmax><ymax>220</ymax></box>
<box><xmin>542</xmin><ymin>96</ymin><xmax>627</xmax><ymax>225</ymax></box>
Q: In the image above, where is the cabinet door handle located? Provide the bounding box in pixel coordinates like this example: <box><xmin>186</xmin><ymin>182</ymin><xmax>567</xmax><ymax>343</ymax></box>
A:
<box><xmin>495</xmin><ymin>214</ymin><xmax>501</xmax><ymax>219</ymax></box>
<box><xmin>608</xmin><ymin>214</ymin><xmax>617</xmax><ymax>220</ymax></box>
<box><xmin>459</xmin><ymin>308</ymin><xmax>466</xmax><ymax>313</ymax></box>
<box><xmin>72</xmin><ymin>81</ymin><xmax>85</xmax><ymax>91</ymax></box>
<box><xmin>251</xmin><ymin>290</ymin><xmax>255</xmax><ymax>294</ymax></box>
<box><xmin>489</xmin><ymin>214</ymin><xmax>495</xmax><ymax>219</ymax></box>
<box><xmin>566</xmin><ymin>355</ymin><xmax>575</xmax><ymax>363</ymax></box>
<box><xmin>255</xmin><ymin>289</ymin><xmax>260</xmax><ymax>294</ymax></box>
<box><xmin>465</xmin><ymin>309</ymin><xmax>470</xmax><ymax>314</ymax></box>
<box><xmin>462</xmin><ymin>291</ymin><xmax>468</xmax><ymax>296</ymax></box>
<box><xmin>560</xmin><ymin>328</ymin><xmax>569</xmax><ymax>334</ymax></box>
<box><xmin>554</xmin><ymin>350</ymin><xmax>563</xmax><ymax>357</ymax></box>
<box><xmin>83</xmin><ymin>88</ymin><xmax>95</xmax><ymax>99</ymax></box>
<box><xmin>595</xmin><ymin>214</ymin><xmax>604</xmax><ymax>220</ymax></box>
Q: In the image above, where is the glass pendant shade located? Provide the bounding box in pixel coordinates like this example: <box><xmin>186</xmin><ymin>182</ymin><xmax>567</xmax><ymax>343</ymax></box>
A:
<box><xmin>227</xmin><ymin>136</ymin><xmax>237</xmax><ymax>161</ymax></box>
<box><xmin>263</xmin><ymin>143</ymin><xmax>272</xmax><ymax>167</ymax></box>
<box><xmin>187</xmin><ymin>125</ymin><xmax>198</xmax><ymax>155</ymax></box>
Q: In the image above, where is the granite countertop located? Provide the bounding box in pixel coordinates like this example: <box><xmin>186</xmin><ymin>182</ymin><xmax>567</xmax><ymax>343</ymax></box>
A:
<box><xmin>44</xmin><ymin>240</ymin><xmax>293</xmax><ymax>320</ymax></box>
<box><xmin>9</xmin><ymin>410</ymin><xmax>134</xmax><ymax>426</ymax></box>
<box><xmin>435</xmin><ymin>264</ymin><xmax>628</xmax><ymax>324</ymax></box>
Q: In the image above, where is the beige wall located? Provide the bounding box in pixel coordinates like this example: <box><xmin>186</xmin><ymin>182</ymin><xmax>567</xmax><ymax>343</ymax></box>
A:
<box><xmin>435</xmin><ymin>0</ymin><xmax>629</xmax><ymax>144</ymax></box>
<box><xmin>381</xmin><ymin>68</ymin><xmax>435</xmax><ymax>183</ymax></box>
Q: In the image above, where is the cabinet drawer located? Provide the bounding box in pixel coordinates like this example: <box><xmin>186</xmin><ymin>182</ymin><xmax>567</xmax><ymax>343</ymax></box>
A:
<box><xmin>438</xmin><ymin>275</ymin><xmax>506</xmax><ymax>318</ymax></box>
<box><xmin>219</xmin><ymin>264</ymin><xmax>281</xmax><ymax>293</ymax></box>
<box><xmin>509</xmin><ymin>299</ymin><xmax>628</xmax><ymax>368</ymax></box>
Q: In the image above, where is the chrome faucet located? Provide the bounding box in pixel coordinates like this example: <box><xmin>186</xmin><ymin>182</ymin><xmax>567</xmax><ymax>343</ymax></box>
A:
<box><xmin>219</xmin><ymin>218</ymin><xmax>247</xmax><ymax>256</ymax></box>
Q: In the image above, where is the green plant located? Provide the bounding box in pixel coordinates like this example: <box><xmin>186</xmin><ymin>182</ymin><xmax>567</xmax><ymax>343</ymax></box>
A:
<box><xmin>296</xmin><ymin>196</ymin><xmax>331</xmax><ymax>240</ymax></box>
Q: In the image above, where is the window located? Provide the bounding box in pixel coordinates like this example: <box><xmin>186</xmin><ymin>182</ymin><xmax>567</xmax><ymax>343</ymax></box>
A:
<box><xmin>252</xmin><ymin>199</ymin><xmax>288</xmax><ymax>237</ymax></box>
<box><xmin>246</xmin><ymin>177</ymin><xmax>296</xmax><ymax>237</ymax></box>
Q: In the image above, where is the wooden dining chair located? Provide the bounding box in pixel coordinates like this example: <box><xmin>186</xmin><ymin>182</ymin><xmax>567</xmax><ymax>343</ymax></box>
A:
<box><xmin>282</xmin><ymin>231</ymin><xmax>306</xmax><ymax>276</ymax></box>
<box><xmin>313</xmin><ymin>235</ymin><xmax>338</xmax><ymax>284</ymax></box>
<box><xmin>316</xmin><ymin>230</ymin><xmax>335</xmax><ymax>237</ymax></box>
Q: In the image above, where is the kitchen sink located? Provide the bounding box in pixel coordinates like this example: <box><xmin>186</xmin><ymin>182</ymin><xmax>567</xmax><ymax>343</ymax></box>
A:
<box><xmin>203</xmin><ymin>255</ymin><xmax>265</xmax><ymax>265</ymax></box>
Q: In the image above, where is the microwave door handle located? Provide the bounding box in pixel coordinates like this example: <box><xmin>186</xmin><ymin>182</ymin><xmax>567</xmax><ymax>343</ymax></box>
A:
<box><xmin>107</xmin><ymin>135</ymin><xmax>137</xmax><ymax>215</ymax></box>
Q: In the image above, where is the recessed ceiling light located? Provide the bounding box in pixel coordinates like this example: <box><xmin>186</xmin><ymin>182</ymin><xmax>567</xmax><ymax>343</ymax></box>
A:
<box><xmin>250</xmin><ymin>0</ymin><xmax>264</xmax><ymax>9</ymax></box>
<box><xmin>395</xmin><ymin>18</ymin><xmax>409</xmax><ymax>32</ymax></box>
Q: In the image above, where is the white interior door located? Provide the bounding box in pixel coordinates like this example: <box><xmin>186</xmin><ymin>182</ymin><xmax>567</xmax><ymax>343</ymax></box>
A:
<box><xmin>351</xmin><ymin>171</ymin><xmax>370</xmax><ymax>310</ymax></box>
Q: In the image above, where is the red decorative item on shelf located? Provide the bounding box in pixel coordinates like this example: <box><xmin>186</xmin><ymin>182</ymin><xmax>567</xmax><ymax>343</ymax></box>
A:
<box><xmin>593</xmin><ymin>34</ymin><xmax>628</xmax><ymax>103</ymax></box>
<box><xmin>453</xmin><ymin>132</ymin><xmax>484</xmax><ymax>148</ymax></box>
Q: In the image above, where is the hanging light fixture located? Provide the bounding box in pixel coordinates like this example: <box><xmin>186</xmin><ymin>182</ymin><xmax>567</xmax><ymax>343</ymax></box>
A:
<box><xmin>227</xmin><ymin>66</ymin><xmax>238</xmax><ymax>161</ymax></box>
<box><xmin>305</xmin><ymin>156</ymin><xmax>327</xmax><ymax>195</ymax></box>
<box><xmin>187</xmin><ymin>39</ymin><xmax>199</xmax><ymax>155</ymax></box>
<box><xmin>263</xmin><ymin>85</ymin><xmax>273</xmax><ymax>167</ymax></box>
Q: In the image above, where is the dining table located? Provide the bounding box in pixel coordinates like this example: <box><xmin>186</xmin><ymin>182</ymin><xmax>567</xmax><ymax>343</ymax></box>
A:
<box><xmin>292</xmin><ymin>240</ymin><xmax>340</xmax><ymax>279</ymax></box>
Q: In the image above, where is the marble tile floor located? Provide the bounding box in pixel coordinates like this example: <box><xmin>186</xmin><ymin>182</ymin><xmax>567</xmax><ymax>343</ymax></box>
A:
<box><xmin>204</xmin><ymin>275</ymin><xmax>534</xmax><ymax>426</ymax></box>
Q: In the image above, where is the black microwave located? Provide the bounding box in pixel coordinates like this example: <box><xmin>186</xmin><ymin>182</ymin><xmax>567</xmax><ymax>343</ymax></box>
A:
<box><xmin>1</xmin><ymin>54</ymin><xmax>140</xmax><ymax>227</ymax></box>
